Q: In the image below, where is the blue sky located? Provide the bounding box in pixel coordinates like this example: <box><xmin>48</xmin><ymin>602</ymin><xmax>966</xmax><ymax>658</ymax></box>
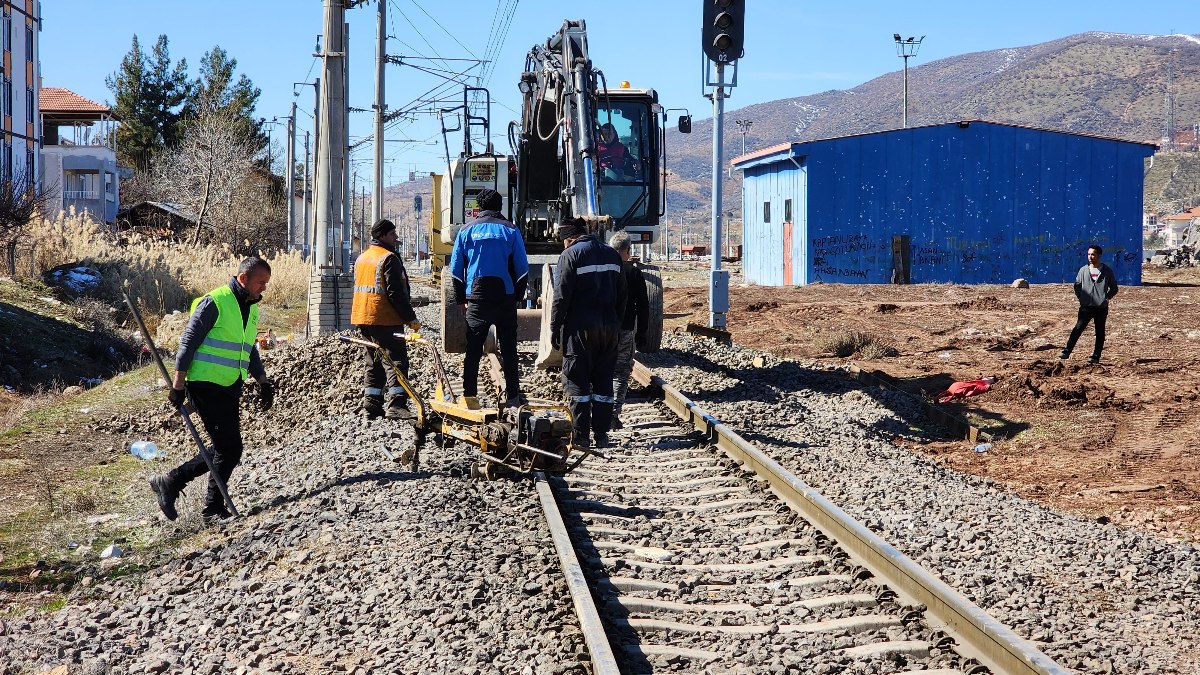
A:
<box><xmin>42</xmin><ymin>0</ymin><xmax>1194</xmax><ymax>186</ymax></box>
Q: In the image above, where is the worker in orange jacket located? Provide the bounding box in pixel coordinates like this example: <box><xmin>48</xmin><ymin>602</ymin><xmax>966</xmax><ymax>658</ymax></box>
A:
<box><xmin>351</xmin><ymin>219</ymin><xmax>419</xmax><ymax>420</ymax></box>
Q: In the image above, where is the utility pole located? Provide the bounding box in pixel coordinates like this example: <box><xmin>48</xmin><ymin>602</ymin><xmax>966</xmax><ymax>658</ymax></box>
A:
<box><xmin>310</xmin><ymin>0</ymin><xmax>351</xmax><ymax>336</ymax></box>
<box><xmin>285</xmin><ymin>101</ymin><xmax>296</xmax><ymax>250</ymax></box>
<box><xmin>311</xmin><ymin>77</ymin><xmax>321</xmax><ymax>256</ymax></box>
<box><xmin>302</xmin><ymin>130</ymin><xmax>310</xmax><ymax>257</ymax></box>
<box><xmin>893</xmin><ymin>34</ymin><xmax>925</xmax><ymax>128</ymax></box>
<box><xmin>372</xmin><ymin>0</ymin><xmax>386</xmax><ymax>226</ymax></box>
<box><xmin>735</xmin><ymin>119</ymin><xmax>752</xmax><ymax>155</ymax></box>
<box><xmin>414</xmin><ymin>194</ymin><xmax>423</xmax><ymax>264</ymax></box>
<box><xmin>341</xmin><ymin>21</ymin><xmax>352</xmax><ymax>272</ymax></box>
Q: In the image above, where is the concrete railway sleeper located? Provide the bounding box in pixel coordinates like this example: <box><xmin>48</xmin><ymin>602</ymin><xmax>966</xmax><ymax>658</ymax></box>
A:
<box><xmin>535</xmin><ymin>366</ymin><xmax>1069</xmax><ymax>675</ymax></box>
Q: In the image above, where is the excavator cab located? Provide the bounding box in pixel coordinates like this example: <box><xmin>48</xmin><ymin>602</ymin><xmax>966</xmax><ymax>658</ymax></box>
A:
<box><xmin>597</xmin><ymin>94</ymin><xmax>659</xmax><ymax>235</ymax></box>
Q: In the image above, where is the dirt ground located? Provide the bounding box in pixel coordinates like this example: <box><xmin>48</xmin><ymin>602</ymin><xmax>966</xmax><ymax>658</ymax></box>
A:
<box><xmin>659</xmin><ymin>261</ymin><xmax>1200</xmax><ymax>543</ymax></box>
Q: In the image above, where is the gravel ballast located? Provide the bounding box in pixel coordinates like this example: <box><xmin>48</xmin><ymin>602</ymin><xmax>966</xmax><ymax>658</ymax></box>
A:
<box><xmin>4</xmin><ymin>308</ymin><xmax>1198</xmax><ymax>674</ymax></box>
<box><xmin>640</xmin><ymin>333</ymin><xmax>1200</xmax><ymax>674</ymax></box>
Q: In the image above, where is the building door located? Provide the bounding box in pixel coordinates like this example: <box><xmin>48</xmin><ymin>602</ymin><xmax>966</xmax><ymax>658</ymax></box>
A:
<box><xmin>783</xmin><ymin>220</ymin><xmax>793</xmax><ymax>286</ymax></box>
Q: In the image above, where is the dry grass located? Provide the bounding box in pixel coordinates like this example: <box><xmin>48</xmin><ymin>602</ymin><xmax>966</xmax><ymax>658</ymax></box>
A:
<box><xmin>813</xmin><ymin>329</ymin><xmax>899</xmax><ymax>359</ymax></box>
<box><xmin>22</xmin><ymin>211</ymin><xmax>308</xmax><ymax>318</ymax></box>
<box><xmin>0</xmin><ymin>386</ymin><xmax>60</xmax><ymax>434</ymax></box>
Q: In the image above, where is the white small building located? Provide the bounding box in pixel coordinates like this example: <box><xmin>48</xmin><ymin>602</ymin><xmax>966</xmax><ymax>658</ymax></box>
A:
<box><xmin>39</xmin><ymin>88</ymin><xmax>121</xmax><ymax>223</ymax></box>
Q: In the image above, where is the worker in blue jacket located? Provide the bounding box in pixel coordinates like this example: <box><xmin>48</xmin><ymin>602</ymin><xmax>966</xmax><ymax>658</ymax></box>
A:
<box><xmin>449</xmin><ymin>188</ymin><xmax>530</xmax><ymax>406</ymax></box>
<box><xmin>551</xmin><ymin>218</ymin><xmax>627</xmax><ymax>449</ymax></box>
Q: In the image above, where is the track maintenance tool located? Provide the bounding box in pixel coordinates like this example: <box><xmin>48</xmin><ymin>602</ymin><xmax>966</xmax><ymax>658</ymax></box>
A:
<box><xmin>339</xmin><ymin>330</ymin><xmax>590</xmax><ymax>479</ymax></box>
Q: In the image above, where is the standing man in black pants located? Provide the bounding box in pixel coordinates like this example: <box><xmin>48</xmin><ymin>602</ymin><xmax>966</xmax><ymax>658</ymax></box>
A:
<box><xmin>608</xmin><ymin>231</ymin><xmax>650</xmax><ymax>429</ymax></box>
<box><xmin>1061</xmin><ymin>243</ymin><xmax>1119</xmax><ymax>365</ymax></box>
<box><xmin>352</xmin><ymin>219</ymin><xmax>421</xmax><ymax>420</ymax></box>
<box><xmin>149</xmin><ymin>257</ymin><xmax>275</xmax><ymax>524</ymax></box>
<box><xmin>449</xmin><ymin>188</ymin><xmax>530</xmax><ymax>408</ymax></box>
<box><xmin>551</xmin><ymin>218</ymin><xmax>626</xmax><ymax>449</ymax></box>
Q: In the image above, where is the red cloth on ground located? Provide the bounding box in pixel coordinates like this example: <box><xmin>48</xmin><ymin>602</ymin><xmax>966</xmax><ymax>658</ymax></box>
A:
<box><xmin>934</xmin><ymin>379</ymin><xmax>992</xmax><ymax>403</ymax></box>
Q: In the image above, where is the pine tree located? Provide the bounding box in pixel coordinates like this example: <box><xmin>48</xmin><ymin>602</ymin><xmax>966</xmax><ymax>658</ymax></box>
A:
<box><xmin>105</xmin><ymin>35</ymin><xmax>189</xmax><ymax>169</ymax></box>
<box><xmin>184</xmin><ymin>46</ymin><xmax>265</xmax><ymax>150</ymax></box>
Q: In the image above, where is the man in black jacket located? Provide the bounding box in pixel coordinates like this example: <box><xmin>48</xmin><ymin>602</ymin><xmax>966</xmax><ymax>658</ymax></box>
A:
<box><xmin>608</xmin><ymin>231</ymin><xmax>649</xmax><ymax>430</ymax></box>
<box><xmin>551</xmin><ymin>218</ymin><xmax>626</xmax><ymax>449</ymax></box>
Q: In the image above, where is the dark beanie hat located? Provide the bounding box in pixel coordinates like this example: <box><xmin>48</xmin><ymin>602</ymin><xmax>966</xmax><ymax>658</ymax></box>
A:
<box><xmin>371</xmin><ymin>219</ymin><xmax>396</xmax><ymax>239</ymax></box>
<box><xmin>476</xmin><ymin>188</ymin><xmax>503</xmax><ymax>212</ymax></box>
<box><xmin>556</xmin><ymin>219</ymin><xmax>587</xmax><ymax>241</ymax></box>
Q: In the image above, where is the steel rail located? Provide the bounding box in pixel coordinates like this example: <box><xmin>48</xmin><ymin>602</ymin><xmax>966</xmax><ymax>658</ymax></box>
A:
<box><xmin>631</xmin><ymin>361</ymin><xmax>1069</xmax><ymax>675</ymax></box>
<box><xmin>533</xmin><ymin>471</ymin><xmax>622</xmax><ymax>675</ymax></box>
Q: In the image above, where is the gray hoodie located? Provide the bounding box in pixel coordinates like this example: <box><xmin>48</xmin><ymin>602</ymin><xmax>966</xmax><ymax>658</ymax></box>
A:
<box><xmin>1074</xmin><ymin>263</ymin><xmax>1118</xmax><ymax>308</ymax></box>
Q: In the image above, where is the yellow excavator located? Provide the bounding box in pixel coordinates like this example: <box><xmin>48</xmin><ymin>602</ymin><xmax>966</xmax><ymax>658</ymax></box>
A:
<box><xmin>426</xmin><ymin>19</ymin><xmax>687</xmax><ymax>369</ymax></box>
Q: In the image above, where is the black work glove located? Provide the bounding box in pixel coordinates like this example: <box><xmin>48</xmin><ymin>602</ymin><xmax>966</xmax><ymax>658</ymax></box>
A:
<box><xmin>259</xmin><ymin>380</ymin><xmax>275</xmax><ymax>412</ymax></box>
<box><xmin>168</xmin><ymin>388</ymin><xmax>186</xmax><ymax>408</ymax></box>
<box><xmin>551</xmin><ymin>327</ymin><xmax>562</xmax><ymax>351</ymax></box>
<box><xmin>635</xmin><ymin>333</ymin><xmax>648</xmax><ymax>352</ymax></box>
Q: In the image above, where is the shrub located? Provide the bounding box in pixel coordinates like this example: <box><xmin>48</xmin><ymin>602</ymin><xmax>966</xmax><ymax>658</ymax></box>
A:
<box><xmin>813</xmin><ymin>329</ymin><xmax>898</xmax><ymax>359</ymax></box>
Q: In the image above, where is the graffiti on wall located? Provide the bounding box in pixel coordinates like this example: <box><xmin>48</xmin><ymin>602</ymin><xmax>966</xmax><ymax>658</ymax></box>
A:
<box><xmin>809</xmin><ymin>229</ymin><xmax>1140</xmax><ymax>283</ymax></box>
<box><xmin>810</xmin><ymin>234</ymin><xmax>875</xmax><ymax>279</ymax></box>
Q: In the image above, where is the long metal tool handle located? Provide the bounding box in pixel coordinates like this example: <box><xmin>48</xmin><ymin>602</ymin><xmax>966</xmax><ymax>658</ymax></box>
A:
<box><xmin>122</xmin><ymin>291</ymin><xmax>240</xmax><ymax>518</ymax></box>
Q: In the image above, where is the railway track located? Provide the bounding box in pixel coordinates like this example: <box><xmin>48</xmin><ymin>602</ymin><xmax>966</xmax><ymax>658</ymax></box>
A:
<box><xmin>535</xmin><ymin>362</ymin><xmax>1069</xmax><ymax>675</ymax></box>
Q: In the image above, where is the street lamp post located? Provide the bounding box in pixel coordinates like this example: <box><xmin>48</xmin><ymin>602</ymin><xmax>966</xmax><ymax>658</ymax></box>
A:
<box><xmin>893</xmin><ymin>34</ymin><xmax>925</xmax><ymax>128</ymax></box>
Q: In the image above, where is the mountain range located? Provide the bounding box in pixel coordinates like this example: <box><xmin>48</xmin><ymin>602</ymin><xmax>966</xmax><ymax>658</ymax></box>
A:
<box><xmin>666</xmin><ymin>31</ymin><xmax>1200</xmax><ymax>220</ymax></box>
<box><xmin>383</xmin><ymin>32</ymin><xmax>1200</xmax><ymax>232</ymax></box>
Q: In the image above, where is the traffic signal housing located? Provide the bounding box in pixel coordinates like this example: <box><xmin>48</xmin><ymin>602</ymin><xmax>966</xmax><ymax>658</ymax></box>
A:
<box><xmin>702</xmin><ymin>0</ymin><xmax>744</xmax><ymax>63</ymax></box>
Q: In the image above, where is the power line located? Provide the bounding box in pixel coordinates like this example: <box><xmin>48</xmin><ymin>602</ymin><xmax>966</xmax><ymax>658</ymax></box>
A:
<box><xmin>409</xmin><ymin>0</ymin><xmax>479</xmax><ymax>59</ymax></box>
<box><xmin>392</xmin><ymin>3</ymin><xmax>455</xmax><ymax>75</ymax></box>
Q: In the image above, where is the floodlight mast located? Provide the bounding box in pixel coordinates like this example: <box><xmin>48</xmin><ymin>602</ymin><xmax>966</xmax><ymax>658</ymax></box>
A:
<box><xmin>894</xmin><ymin>34</ymin><xmax>925</xmax><ymax>128</ymax></box>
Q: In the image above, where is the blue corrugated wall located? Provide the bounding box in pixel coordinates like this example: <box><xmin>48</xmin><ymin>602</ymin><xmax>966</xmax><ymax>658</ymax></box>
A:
<box><xmin>738</xmin><ymin>122</ymin><xmax>1154</xmax><ymax>286</ymax></box>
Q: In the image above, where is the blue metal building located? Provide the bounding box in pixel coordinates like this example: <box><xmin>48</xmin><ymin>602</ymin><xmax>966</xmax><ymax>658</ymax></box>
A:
<box><xmin>731</xmin><ymin>121</ymin><xmax>1156</xmax><ymax>286</ymax></box>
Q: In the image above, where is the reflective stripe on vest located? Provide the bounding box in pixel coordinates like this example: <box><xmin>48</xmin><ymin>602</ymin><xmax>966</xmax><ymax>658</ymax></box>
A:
<box><xmin>185</xmin><ymin>285</ymin><xmax>258</xmax><ymax>386</ymax></box>
<box><xmin>350</xmin><ymin>245</ymin><xmax>404</xmax><ymax>325</ymax></box>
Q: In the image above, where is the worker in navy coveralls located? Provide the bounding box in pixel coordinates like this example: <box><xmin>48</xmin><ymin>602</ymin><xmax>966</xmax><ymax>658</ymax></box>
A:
<box><xmin>550</xmin><ymin>218</ymin><xmax>626</xmax><ymax>449</ymax></box>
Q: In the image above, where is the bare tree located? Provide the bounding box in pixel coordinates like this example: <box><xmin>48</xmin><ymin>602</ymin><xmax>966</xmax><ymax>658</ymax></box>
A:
<box><xmin>149</xmin><ymin>107</ymin><xmax>287</xmax><ymax>251</ymax></box>
<box><xmin>0</xmin><ymin>165</ymin><xmax>58</xmax><ymax>276</ymax></box>
<box><xmin>151</xmin><ymin>107</ymin><xmax>255</xmax><ymax>246</ymax></box>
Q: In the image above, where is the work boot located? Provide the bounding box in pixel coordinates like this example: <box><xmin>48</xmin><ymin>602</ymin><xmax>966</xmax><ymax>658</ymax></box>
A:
<box><xmin>386</xmin><ymin>402</ymin><xmax>415</xmax><ymax>421</ymax></box>
<box><xmin>610</xmin><ymin>417</ymin><xmax>624</xmax><ymax>430</ymax></box>
<box><xmin>1087</xmin><ymin>354</ymin><xmax>1101</xmax><ymax>365</ymax></box>
<box><xmin>201</xmin><ymin>507</ymin><xmax>232</xmax><ymax>526</ymax></box>
<box><xmin>502</xmin><ymin>393</ymin><xmax>528</xmax><ymax>411</ymax></box>
<box><xmin>363</xmin><ymin>396</ymin><xmax>385</xmax><ymax>420</ymax></box>
<box><xmin>572</xmin><ymin>433</ymin><xmax>590</xmax><ymax>450</ymax></box>
<box><xmin>149</xmin><ymin>475</ymin><xmax>179</xmax><ymax>521</ymax></box>
<box><xmin>1058</xmin><ymin>350</ymin><xmax>1070</xmax><ymax>360</ymax></box>
<box><xmin>593</xmin><ymin>432</ymin><xmax>611</xmax><ymax>449</ymax></box>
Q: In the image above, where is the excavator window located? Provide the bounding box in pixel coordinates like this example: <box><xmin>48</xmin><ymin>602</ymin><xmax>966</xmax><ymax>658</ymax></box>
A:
<box><xmin>597</xmin><ymin>100</ymin><xmax>654</xmax><ymax>226</ymax></box>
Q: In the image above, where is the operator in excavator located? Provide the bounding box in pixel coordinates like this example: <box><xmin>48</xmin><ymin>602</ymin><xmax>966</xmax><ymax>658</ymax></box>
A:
<box><xmin>351</xmin><ymin>219</ymin><xmax>420</xmax><ymax>421</ymax></box>
<box><xmin>597</xmin><ymin>123</ymin><xmax>628</xmax><ymax>180</ymax></box>
<box><xmin>449</xmin><ymin>188</ymin><xmax>530</xmax><ymax>409</ymax></box>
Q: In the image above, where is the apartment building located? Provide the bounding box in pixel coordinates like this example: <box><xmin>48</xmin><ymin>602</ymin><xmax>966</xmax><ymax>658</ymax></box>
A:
<box><xmin>2</xmin><ymin>0</ymin><xmax>39</xmax><ymax>184</ymax></box>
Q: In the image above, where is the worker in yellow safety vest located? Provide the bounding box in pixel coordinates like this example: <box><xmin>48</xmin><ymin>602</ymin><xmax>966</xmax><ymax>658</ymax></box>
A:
<box><xmin>351</xmin><ymin>219</ymin><xmax>420</xmax><ymax>420</ymax></box>
<box><xmin>148</xmin><ymin>257</ymin><xmax>275</xmax><ymax>524</ymax></box>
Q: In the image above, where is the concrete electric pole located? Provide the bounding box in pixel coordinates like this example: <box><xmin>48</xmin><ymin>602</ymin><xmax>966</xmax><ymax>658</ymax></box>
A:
<box><xmin>309</xmin><ymin>0</ymin><xmax>352</xmax><ymax>335</ymax></box>
<box><xmin>285</xmin><ymin>101</ymin><xmax>296</xmax><ymax>250</ymax></box>
<box><xmin>372</xmin><ymin>0</ymin><xmax>386</xmax><ymax>226</ymax></box>
<box><xmin>302</xmin><ymin>130</ymin><xmax>310</xmax><ymax>257</ymax></box>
